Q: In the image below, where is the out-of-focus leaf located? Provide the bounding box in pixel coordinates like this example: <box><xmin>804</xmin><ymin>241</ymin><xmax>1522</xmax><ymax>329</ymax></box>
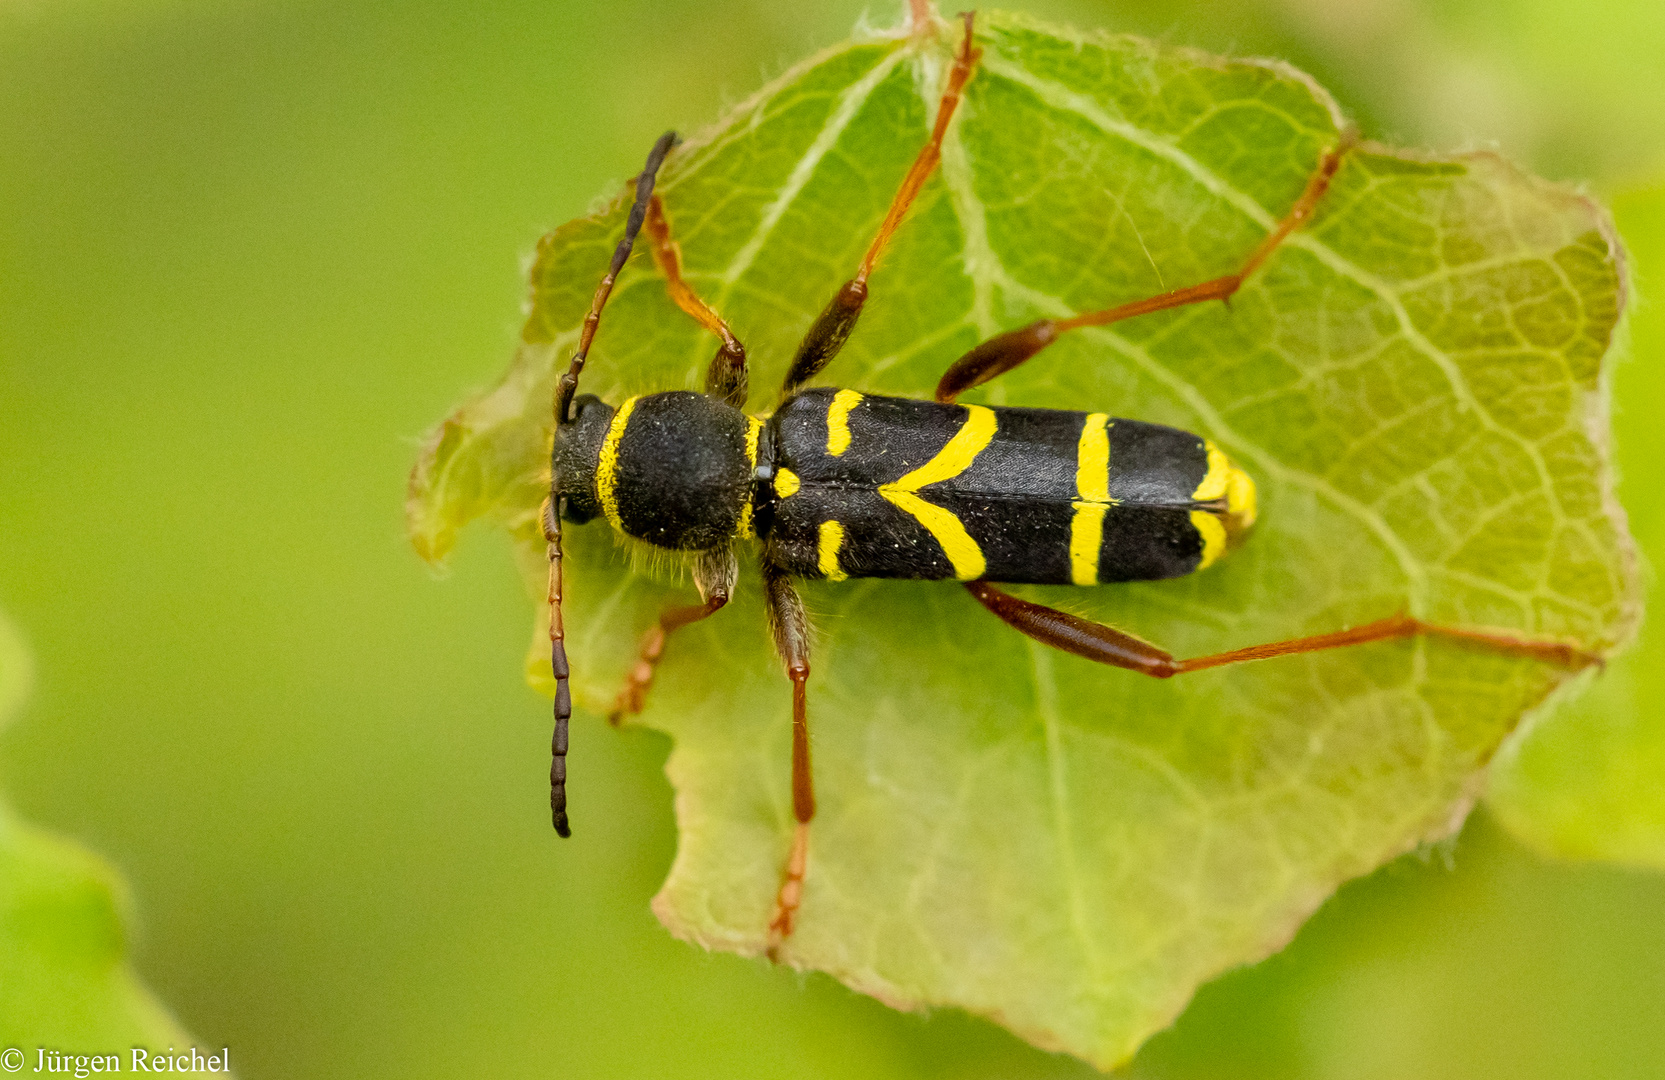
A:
<box><xmin>0</xmin><ymin>613</ymin><xmax>193</xmax><ymax>1050</ymax></box>
<box><xmin>409</xmin><ymin>8</ymin><xmax>1637</xmax><ymax>1067</ymax></box>
<box><xmin>1486</xmin><ymin>183</ymin><xmax>1665</xmax><ymax>868</ymax></box>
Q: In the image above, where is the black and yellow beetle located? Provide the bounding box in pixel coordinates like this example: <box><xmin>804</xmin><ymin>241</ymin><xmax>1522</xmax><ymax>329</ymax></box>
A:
<box><xmin>539</xmin><ymin>13</ymin><xmax>1595</xmax><ymax>950</ymax></box>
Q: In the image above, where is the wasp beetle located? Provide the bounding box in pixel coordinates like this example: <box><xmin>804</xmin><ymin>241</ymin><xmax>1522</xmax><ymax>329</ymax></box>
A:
<box><xmin>539</xmin><ymin>12</ymin><xmax>1597</xmax><ymax>950</ymax></box>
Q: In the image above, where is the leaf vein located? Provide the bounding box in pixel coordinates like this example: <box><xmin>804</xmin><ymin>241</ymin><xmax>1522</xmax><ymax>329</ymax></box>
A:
<box><xmin>983</xmin><ymin>56</ymin><xmax>1566</xmax><ymax>531</ymax></box>
<box><xmin>715</xmin><ymin>47</ymin><xmax>908</xmax><ymax>293</ymax></box>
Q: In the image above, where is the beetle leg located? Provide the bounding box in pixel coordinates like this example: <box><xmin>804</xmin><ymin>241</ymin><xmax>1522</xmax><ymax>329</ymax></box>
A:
<box><xmin>781</xmin><ymin>11</ymin><xmax>981</xmax><ymax>398</ymax></box>
<box><xmin>964</xmin><ymin>582</ymin><xmax>1603</xmax><ymax>675</ymax></box>
<box><xmin>608</xmin><ymin>546</ymin><xmax>737</xmax><ymax>723</ymax></box>
<box><xmin>644</xmin><ymin>195</ymin><xmax>750</xmax><ymax>409</ymax></box>
<box><xmin>935</xmin><ymin>129</ymin><xmax>1360</xmax><ymax>403</ymax></box>
<box><xmin>762</xmin><ymin>562</ymin><xmax>815</xmax><ymax>959</ymax></box>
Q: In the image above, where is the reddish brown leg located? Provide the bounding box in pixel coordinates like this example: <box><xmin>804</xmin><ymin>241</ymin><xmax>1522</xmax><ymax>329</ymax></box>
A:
<box><xmin>644</xmin><ymin>194</ymin><xmax>750</xmax><ymax>409</ymax></box>
<box><xmin>608</xmin><ymin>599</ymin><xmax>727</xmax><ymax>723</ymax></box>
<box><xmin>781</xmin><ymin>11</ymin><xmax>982</xmax><ymax>397</ymax></box>
<box><xmin>762</xmin><ymin>563</ymin><xmax>815</xmax><ymax>959</ymax></box>
<box><xmin>965</xmin><ymin>582</ymin><xmax>1603</xmax><ymax>676</ymax></box>
<box><xmin>936</xmin><ymin>129</ymin><xmax>1360</xmax><ymax>403</ymax></box>
<box><xmin>608</xmin><ymin>547</ymin><xmax>737</xmax><ymax>724</ymax></box>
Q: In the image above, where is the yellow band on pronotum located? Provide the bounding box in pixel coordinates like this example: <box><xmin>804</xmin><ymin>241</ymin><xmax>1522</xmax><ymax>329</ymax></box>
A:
<box><xmin>738</xmin><ymin>416</ymin><xmax>765</xmax><ymax>537</ymax></box>
<box><xmin>596</xmin><ymin>395</ymin><xmax>639</xmax><ymax>532</ymax></box>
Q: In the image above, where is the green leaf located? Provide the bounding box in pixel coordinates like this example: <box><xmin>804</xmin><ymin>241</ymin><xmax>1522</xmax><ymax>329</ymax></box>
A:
<box><xmin>1485</xmin><ymin>182</ymin><xmax>1665</xmax><ymax>868</ymax></box>
<box><xmin>0</xmin><ymin>612</ymin><xmax>194</xmax><ymax>1051</ymax></box>
<box><xmin>407</xmin><ymin>8</ymin><xmax>1637</xmax><ymax>1068</ymax></box>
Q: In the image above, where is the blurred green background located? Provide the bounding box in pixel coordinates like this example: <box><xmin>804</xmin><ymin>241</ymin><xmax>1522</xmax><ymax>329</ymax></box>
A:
<box><xmin>2</xmin><ymin>0</ymin><xmax>1662</xmax><ymax>1077</ymax></box>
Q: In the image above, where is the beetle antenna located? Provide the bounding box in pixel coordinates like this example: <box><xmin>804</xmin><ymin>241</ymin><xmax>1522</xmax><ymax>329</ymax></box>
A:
<box><xmin>543</xmin><ymin>495</ymin><xmax>573</xmax><ymax>836</ymax></box>
<box><xmin>555</xmin><ymin>130</ymin><xmax>679</xmax><ymax>426</ymax></box>
<box><xmin>545</xmin><ymin>130</ymin><xmax>677</xmax><ymax>837</ymax></box>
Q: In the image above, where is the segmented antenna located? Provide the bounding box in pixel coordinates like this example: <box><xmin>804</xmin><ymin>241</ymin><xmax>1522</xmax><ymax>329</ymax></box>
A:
<box><xmin>546</xmin><ymin>130</ymin><xmax>679</xmax><ymax>836</ymax></box>
<box><xmin>554</xmin><ymin>131</ymin><xmax>679</xmax><ymax>425</ymax></box>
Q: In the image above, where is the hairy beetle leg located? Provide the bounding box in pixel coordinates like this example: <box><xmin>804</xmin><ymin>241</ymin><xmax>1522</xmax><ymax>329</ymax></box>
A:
<box><xmin>644</xmin><ymin>194</ymin><xmax>750</xmax><ymax>409</ymax></box>
<box><xmin>761</xmin><ymin>10</ymin><xmax>979</xmax><ymax>947</ymax></box>
<box><xmin>762</xmin><ymin>566</ymin><xmax>816</xmax><ymax>957</ymax></box>
<box><xmin>607</xmin><ymin>595</ymin><xmax>728</xmax><ymax>724</ymax></box>
<box><xmin>966</xmin><ymin>583</ymin><xmax>1604</xmax><ymax>677</ymax></box>
<box><xmin>936</xmin><ymin>128</ymin><xmax>1360</xmax><ymax>403</ymax></box>
<box><xmin>767</xmin><ymin>819</ymin><xmax>810</xmax><ymax>961</ymax></box>
<box><xmin>780</xmin><ymin>11</ymin><xmax>981</xmax><ymax>398</ymax></box>
<box><xmin>608</xmin><ymin>546</ymin><xmax>738</xmax><ymax>724</ymax></box>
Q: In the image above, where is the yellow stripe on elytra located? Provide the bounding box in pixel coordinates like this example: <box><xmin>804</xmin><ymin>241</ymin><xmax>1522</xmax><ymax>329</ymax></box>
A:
<box><xmin>596</xmin><ymin>395</ymin><xmax>639</xmax><ymax>532</ymax></box>
<box><xmin>1227</xmin><ymin>465</ymin><xmax>1257</xmax><ymax>529</ymax></box>
<box><xmin>881</xmin><ymin>491</ymin><xmax>984</xmax><ymax>578</ymax></box>
<box><xmin>1191</xmin><ymin>438</ymin><xmax>1256</xmax><ymax>565</ymax></box>
<box><xmin>825</xmin><ymin>390</ymin><xmax>862</xmax><ymax>456</ymax></box>
<box><xmin>737</xmin><ymin>416</ymin><xmax>764</xmax><ymax>538</ymax></box>
<box><xmin>774</xmin><ymin>468</ymin><xmax>800</xmax><ymax>499</ymax></box>
<box><xmin>1191</xmin><ymin>510</ymin><xmax>1227</xmax><ymax>569</ymax></box>
<box><xmin>1074</xmin><ymin>413</ymin><xmax>1110</xmax><ymax>504</ymax></box>
<box><xmin>877</xmin><ymin>404</ymin><xmax>996</xmax><ymax>580</ymax></box>
<box><xmin>888</xmin><ymin>405</ymin><xmax>998</xmax><ymax>491</ymax></box>
<box><xmin>1191</xmin><ymin>439</ymin><xmax>1232</xmax><ymax>502</ymax></box>
<box><xmin>1068</xmin><ymin>502</ymin><xmax>1108</xmax><ymax>586</ymax></box>
<box><xmin>1067</xmin><ymin>413</ymin><xmax>1113</xmax><ymax>585</ymax></box>
<box><xmin>817</xmin><ymin>520</ymin><xmax>848</xmax><ymax>581</ymax></box>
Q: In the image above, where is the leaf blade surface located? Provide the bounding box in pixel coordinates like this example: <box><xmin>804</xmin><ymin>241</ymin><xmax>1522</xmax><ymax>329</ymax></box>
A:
<box><xmin>408</xmin><ymin>10</ymin><xmax>1637</xmax><ymax>1067</ymax></box>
